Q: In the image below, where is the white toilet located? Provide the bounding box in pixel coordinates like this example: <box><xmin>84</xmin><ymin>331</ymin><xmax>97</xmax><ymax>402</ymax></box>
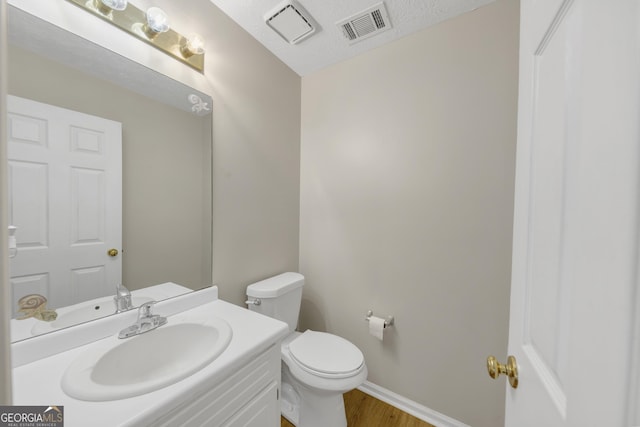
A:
<box><xmin>246</xmin><ymin>272</ymin><xmax>367</xmax><ymax>427</ymax></box>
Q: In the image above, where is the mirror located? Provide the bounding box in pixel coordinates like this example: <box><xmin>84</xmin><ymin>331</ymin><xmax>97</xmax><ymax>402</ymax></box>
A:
<box><xmin>7</xmin><ymin>6</ymin><xmax>213</xmax><ymax>342</ymax></box>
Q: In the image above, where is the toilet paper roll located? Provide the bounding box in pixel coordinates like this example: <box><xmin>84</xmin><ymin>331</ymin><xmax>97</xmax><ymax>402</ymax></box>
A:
<box><xmin>368</xmin><ymin>315</ymin><xmax>386</xmax><ymax>341</ymax></box>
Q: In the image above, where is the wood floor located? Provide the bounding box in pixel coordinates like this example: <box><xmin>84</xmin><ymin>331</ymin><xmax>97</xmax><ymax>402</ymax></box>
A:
<box><xmin>280</xmin><ymin>389</ymin><xmax>435</xmax><ymax>427</ymax></box>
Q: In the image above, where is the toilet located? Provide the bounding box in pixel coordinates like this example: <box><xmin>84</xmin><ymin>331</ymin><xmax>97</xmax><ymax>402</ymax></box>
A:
<box><xmin>246</xmin><ymin>272</ymin><xmax>367</xmax><ymax>427</ymax></box>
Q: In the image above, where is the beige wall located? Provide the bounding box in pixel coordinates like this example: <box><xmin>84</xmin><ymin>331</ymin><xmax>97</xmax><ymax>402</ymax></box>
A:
<box><xmin>299</xmin><ymin>1</ymin><xmax>519</xmax><ymax>426</ymax></box>
<box><xmin>8</xmin><ymin>45</ymin><xmax>212</xmax><ymax>292</ymax></box>
<box><xmin>203</xmin><ymin>0</ymin><xmax>302</xmax><ymax>305</ymax></box>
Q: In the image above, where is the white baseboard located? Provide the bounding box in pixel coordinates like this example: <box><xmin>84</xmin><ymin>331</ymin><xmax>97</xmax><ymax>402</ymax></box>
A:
<box><xmin>358</xmin><ymin>381</ymin><xmax>470</xmax><ymax>427</ymax></box>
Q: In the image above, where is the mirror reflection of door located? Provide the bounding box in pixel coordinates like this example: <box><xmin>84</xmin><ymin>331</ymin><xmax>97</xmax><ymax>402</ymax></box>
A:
<box><xmin>7</xmin><ymin>95</ymin><xmax>122</xmax><ymax>316</ymax></box>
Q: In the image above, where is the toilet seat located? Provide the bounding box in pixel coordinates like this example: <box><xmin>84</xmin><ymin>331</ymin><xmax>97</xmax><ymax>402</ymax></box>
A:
<box><xmin>288</xmin><ymin>330</ymin><xmax>364</xmax><ymax>379</ymax></box>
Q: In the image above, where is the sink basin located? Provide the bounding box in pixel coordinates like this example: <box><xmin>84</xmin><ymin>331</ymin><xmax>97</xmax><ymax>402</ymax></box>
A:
<box><xmin>61</xmin><ymin>316</ymin><xmax>232</xmax><ymax>401</ymax></box>
<box><xmin>31</xmin><ymin>296</ymin><xmax>153</xmax><ymax>335</ymax></box>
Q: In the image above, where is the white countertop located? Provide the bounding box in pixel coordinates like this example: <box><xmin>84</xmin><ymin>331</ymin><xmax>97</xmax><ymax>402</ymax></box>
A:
<box><xmin>11</xmin><ymin>289</ymin><xmax>289</xmax><ymax>426</ymax></box>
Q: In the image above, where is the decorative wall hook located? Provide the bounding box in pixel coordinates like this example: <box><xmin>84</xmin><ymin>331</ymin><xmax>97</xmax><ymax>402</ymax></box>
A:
<box><xmin>188</xmin><ymin>94</ymin><xmax>211</xmax><ymax>115</ymax></box>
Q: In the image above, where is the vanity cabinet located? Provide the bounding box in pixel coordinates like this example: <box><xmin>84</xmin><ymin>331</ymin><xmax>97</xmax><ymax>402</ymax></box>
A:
<box><xmin>152</xmin><ymin>344</ymin><xmax>281</xmax><ymax>427</ymax></box>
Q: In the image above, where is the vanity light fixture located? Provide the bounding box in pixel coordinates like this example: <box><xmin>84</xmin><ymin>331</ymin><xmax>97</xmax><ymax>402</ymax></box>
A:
<box><xmin>66</xmin><ymin>0</ymin><xmax>205</xmax><ymax>72</ymax></box>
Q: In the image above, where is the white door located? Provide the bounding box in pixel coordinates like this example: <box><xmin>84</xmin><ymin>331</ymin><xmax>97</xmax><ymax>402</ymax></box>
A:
<box><xmin>502</xmin><ymin>1</ymin><xmax>640</xmax><ymax>425</ymax></box>
<box><xmin>7</xmin><ymin>95</ymin><xmax>122</xmax><ymax>313</ymax></box>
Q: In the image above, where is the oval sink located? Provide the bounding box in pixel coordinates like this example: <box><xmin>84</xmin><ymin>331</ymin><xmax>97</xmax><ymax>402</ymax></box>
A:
<box><xmin>61</xmin><ymin>317</ymin><xmax>232</xmax><ymax>401</ymax></box>
<box><xmin>31</xmin><ymin>296</ymin><xmax>153</xmax><ymax>335</ymax></box>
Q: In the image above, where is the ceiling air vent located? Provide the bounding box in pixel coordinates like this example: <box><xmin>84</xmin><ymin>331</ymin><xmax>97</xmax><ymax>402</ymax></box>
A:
<box><xmin>266</xmin><ymin>1</ymin><xmax>317</xmax><ymax>45</ymax></box>
<box><xmin>337</xmin><ymin>2</ymin><xmax>391</xmax><ymax>44</ymax></box>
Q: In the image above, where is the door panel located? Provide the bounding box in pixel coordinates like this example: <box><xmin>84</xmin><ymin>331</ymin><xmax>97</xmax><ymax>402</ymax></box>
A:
<box><xmin>521</xmin><ymin>0</ymin><xmax>573</xmax><ymax>418</ymax></box>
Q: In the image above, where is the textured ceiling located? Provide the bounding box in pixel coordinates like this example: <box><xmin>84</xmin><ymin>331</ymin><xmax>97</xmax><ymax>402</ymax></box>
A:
<box><xmin>209</xmin><ymin>0</ymin><xmax>496</xmax><ymax>76</ymax></box>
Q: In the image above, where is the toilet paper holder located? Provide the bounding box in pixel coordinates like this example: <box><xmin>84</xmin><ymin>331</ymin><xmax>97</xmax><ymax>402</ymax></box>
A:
<box><xmin>365</xmin><ymin>310</ymin><xmax>394</xmax><ymax>328</ymax></box>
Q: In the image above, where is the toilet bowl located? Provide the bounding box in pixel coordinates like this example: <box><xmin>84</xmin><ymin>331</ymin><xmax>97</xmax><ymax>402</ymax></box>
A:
<box><xmin>246</xmin><ymin>273</ymin><xmax>367</xmax><ymax>427</ymax></box>
<box><xmin>281</xmin><ymin>331</ymin><xmax>368</xmax><ymax>426</ymax></box>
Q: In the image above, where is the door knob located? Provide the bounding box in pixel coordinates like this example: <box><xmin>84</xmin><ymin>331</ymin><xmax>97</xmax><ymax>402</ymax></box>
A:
<box><xmin>487</xmin><ymin>355</ymin><xmax>518</xmax><ymax>389</ymax></box>
<box><xmin>107</xmin><ymin>248</ymin><xmax>119</xmax><ymax>257</ymax></box>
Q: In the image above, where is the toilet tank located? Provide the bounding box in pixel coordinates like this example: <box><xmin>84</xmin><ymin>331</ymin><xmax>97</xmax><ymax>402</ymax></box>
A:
<box><xmin>246</xmin><ymin>272</ymin><xmax>304</xmax><ymax>332</ymax></box>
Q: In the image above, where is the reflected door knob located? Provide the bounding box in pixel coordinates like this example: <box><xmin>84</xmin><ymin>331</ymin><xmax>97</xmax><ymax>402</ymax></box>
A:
<box><xmin>487</xmin><ymin>355</ymin><xmax>518</xmax><ymax>389</ymax></box>
<box><xmin>107</xmin><ymin>248</ymin><xmax>119</xmax><ymax>257</ymax></box>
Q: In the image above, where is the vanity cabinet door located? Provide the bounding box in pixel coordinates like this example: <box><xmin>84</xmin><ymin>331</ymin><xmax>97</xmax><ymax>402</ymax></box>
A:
<box><xmin>221</xmin><ymin>381</ymin><xmax>279</xmax><ymax>427</ymax></box>
<box><xmin>150</xmin><ymin>344</ymin><xmax>281</xmax><ymax>427</ymax></box>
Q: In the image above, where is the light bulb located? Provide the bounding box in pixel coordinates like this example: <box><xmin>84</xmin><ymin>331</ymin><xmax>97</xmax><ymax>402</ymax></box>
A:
<box><xmin>145</xmin><ymin>7</ymin><xmax>170</xmax><ymax>34</ymax></box>
<box><xmin>99</xmin><ymin>0</ymin><xmax>128</xmax><ymax>11</ymax></box>
<box><xmin>182</xmin><ymin>33</ymin><xmax>205</xmax><ymax>57</ymax></box>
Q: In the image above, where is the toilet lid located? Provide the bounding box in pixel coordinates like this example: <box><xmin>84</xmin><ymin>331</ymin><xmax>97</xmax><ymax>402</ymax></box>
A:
<box><xmin>288</xmin><ymin>330</ymin><xmax>364</xmax><ymax>377</ymax></box>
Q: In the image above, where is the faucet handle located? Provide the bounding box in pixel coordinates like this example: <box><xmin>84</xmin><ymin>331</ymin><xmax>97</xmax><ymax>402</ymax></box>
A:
<box><xmin>119</xmin><ymin>300</ymin><xmax>166</xmax><ymax>338</ymax></box>
<box><xmin>114</xmin><ymin>284</ymin><xmax>133</xmax><ymax>312</ymax></box>
<box><xmin>116</xmin><ymin>283</ymin><xmax>131</xmax><ymax>296</ymax></box>
<box><xmin>138</xmin><ymin>301</ymin><xmax>156</xmax><ymax>319</ymax></box>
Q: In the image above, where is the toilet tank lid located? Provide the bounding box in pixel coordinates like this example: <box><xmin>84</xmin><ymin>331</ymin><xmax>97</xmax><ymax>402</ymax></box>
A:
<box><xmin>246</xmin><ymin>272</ymin><xmax>304</xmax><ymax>298</ymax></box>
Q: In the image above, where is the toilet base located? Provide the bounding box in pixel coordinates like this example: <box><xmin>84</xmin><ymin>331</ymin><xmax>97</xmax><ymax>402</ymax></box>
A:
<box><xmin>280</xmin><ymin>382</ymin><xmax>300</xmax><ymax>425</ymax></box>
<box><xmin>281</xmin><ymin>362</ymin><xmax>348</xmax><ymax>427</ymax></box>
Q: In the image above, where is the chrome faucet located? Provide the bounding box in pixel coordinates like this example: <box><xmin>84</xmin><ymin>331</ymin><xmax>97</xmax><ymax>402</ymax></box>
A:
<box><xmin>114</xmin><ymin>284</ymin><xmax>133</xmax><ymax>313</ymax></box>
<box><xmin>118</xmin><ymin>301</ymin><xmax>167</xmax><ymax>339</ymax></box>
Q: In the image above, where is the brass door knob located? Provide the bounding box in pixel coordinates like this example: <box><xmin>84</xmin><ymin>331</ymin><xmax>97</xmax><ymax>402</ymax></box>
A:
<box><xmin>487</xmin><ymin>355</ymin><xmax>518</xmax><ymax>389</ymax></box>
<box><xmin>107</xmin><ymin>248</ymin><xmax>119</xmax><ymax>257</ymax></box>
